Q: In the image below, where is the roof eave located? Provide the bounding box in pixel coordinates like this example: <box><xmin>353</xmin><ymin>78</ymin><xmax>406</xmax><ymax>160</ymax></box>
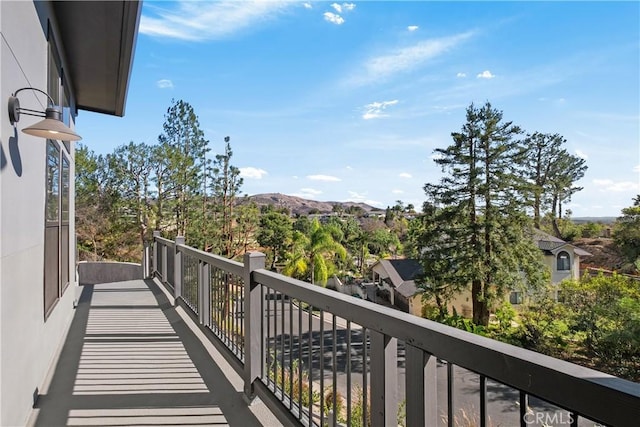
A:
<box><xmin>52</xmin><ymin>1</ymin><xmax>142</xmax><ymax>117</ymax></box>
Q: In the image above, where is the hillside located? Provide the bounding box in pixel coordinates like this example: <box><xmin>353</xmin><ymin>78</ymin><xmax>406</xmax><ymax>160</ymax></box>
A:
<box><xmin>245</xmin><ymin>193</ymin><xmax>381</xmax><ymax>216</ymax></box>
<box><xmin>572</xmin><ymin>237</ymin><xmax>627</xmax><ymax>272</ymax></box>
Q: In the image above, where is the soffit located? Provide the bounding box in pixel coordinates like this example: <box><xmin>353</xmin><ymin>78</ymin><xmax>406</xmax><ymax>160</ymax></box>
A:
<box><xmin>52</xmin><ymin>1</ymin><xmax>141</xmax><ymax>116</ymax></box>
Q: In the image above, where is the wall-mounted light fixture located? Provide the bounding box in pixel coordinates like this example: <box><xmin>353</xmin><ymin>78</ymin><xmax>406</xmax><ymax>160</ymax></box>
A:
<box><xmin>8</xmin><ymin>87</ymin><xmax>82</xmax><ymax>141</ymax></box>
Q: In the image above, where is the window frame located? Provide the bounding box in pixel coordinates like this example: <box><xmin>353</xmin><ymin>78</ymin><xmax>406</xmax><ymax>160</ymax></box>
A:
<box><xmin>557</xmin><ymin>251</ymin><xmax>571</xmax><ymax>271</ymax></box>
<box><xmin>43</xmin><ymin>23</ymin><xmax>73</xmax><ymax>319</ymax></box>
<box><xmin>509</xmin><ymin>291</ymin><xmax>523</xmax><ymax>305</ymax></box>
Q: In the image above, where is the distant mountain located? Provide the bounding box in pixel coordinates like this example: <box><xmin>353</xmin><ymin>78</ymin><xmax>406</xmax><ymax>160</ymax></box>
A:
<box><xmin>244</xmin><ymin>193</ymin><xmax>382</xmax><ymax>216</ymax></box>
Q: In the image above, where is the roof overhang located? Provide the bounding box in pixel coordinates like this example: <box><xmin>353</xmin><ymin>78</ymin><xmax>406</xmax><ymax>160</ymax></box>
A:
<box><xmin>51</xmin><ymin>1</ymin><xmax>142</xmax><ymax>116</ymax></box>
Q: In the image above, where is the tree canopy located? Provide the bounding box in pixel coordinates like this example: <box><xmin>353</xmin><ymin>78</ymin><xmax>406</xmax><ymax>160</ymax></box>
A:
<box><xmin>416</xmin><ymin>102</ymin><xmax>548</xmax><ymax>325</ymax></box>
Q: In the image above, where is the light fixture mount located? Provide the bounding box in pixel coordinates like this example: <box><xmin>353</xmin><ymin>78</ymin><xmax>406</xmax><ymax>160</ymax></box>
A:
<box><xmin>8</xmin><ymin>95</ymin><xmax>20</xmax><ymax>124</ymax></box>
<box><xmin>7</xmin><ymin>87</ymin><xmax>81</xmax><ymax>141</ymax></box>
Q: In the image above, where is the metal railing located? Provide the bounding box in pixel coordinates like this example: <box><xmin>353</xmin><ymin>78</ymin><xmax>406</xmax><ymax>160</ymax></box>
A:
<box><xmin>151</xmin><ymin>235</ymin><xmax>640</xmax><ymax>427</ymax></box>
<box><xmin>152</xmin><ymin>232</ymin><xmax>176</xmax><ymax>291</ymax></box>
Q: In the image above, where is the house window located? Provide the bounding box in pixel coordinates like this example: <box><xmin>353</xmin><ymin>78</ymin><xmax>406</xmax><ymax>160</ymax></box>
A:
<box><xmin>557</xmin><ymin>251</ymin><xmax>571</xmax><ymax>271</ymax></box>
<box><xmin>44</xmin><ymin>141</ymin><xmax>60</xmax><ymax>317</ymax></box>
<box><xmin>44</xmin><ymin>26</ymin><xmax>72</xmax><ymax>319</ymax></box>
<box><xmin>509</xmin><ymin>291</ymin><xmax>523</xmax><ymax>305</ymax></box>
<box><xmin>61</xmin><ymin>155</ymin><xmax>70</xmax><ymax>293</ymax></box>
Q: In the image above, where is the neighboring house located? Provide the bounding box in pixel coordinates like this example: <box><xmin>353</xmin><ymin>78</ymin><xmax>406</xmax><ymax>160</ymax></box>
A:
<box><xmin>0</xmin><ymin>2</ymin><xmax>140</xmax><ymax>425</ymax></box>
<box><xmin>372</xmin><ymin>231</ymin><xmax>591</xmax><ymax>317</ymax></box>
<box><xmin>522</xmin><ymin>229</ymin><xmax>592</xmax><ymax>302</ymax></box>
<box><xmin>371</xmin><ymin>259</ymin><xmax>423</xmax><ymax>316</ymax></box>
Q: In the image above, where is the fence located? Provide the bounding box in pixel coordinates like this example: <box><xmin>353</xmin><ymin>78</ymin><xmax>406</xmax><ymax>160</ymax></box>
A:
<box><xmin>151</xmin><ymin>234</ymin><xmax>640</xmax><ymax>427</ymax></box>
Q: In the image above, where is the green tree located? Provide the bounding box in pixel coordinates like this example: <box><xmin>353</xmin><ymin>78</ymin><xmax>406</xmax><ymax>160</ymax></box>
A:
<box><xmin>257</xmin><ymin>210</ymin><xmax>293</xmax><ymax>269</ymax></box>
<box><xmin>613</xmin><ymin>195</ymin><xmax>640</xmax><ymax>268</ymax></box>
<box><xmin>76</xmin><ymin>145</ymin><xmax>141</xmax><ymax>261</ymax></box>
<box><xmin>417</xmin><ymin>102</ymin><xmax>547</xmax><ymax>325</ymax></box>
<box><xmin>283</xmin><ymin>218</ymin><xmax>347</xmax><ymax>286</ymax></box>
<box><xmin>158</xmin><ymin>99</ymin><xmax>210</xmax><ymax>239</ymax></box>
<box><xmin>547</xmin><ymin>153</ymin><xmax>587</xmax><ymax>238</ymax></box>
<box><xmin>293</xmin><ymin>215</ymin><xmax>313</xmax><ymax>235</ymax></box>
<box><xmin>233</xmin><ymin>201</ymin><xmax>260</xmax><ymax>257</ymax></box>
<box><xmin>560</xmin><ymin>273</ymin><xmax>640</xmax><ymax>379</ymax></box>
<box><xmin>108</xmin><ymin>141</ymin><xmax>155</xmax><ymax>246</ymax></box>
<box><xmin>150</xmin><ymin>141</ymin><xmax>176</xmax><ymax>234</ymax></box>
<box><xmin>522</xmin><ymin>132</ymin><xmax>566</xmax><ymax>228</ymax></box>
<box><xmin>210</xmin><ymin>136</ymin><xmax>244</xmax><ymax>257</ymax></box>
<box><xmin>76</xmin><ymin>145</ymin><xmax>112</xmax><ymax>260</ymax></box>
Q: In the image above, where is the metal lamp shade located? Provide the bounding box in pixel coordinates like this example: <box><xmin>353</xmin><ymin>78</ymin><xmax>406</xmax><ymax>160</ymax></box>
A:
<box><xmin>21</xmin><ymin>107</ymin><xmax>82</xmax><ymax>141</ymax></box>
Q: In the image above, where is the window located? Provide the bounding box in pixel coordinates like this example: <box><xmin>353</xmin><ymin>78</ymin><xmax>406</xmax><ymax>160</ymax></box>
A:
<box><xmin>44</xmin><ymin>141</ymin><xmax>60</xmax><ymax>317</ymax></box>
<box><xmin>557</xmin><ymin>251</ymin><xmax>571</xmax><ymax>271</ymax></box>
<box><xmin>44</xmin><ymin>25</ymin><xmax>72</xmax><ymax>318</ymax></box>
<box><xmin>61</xmin><ymin>156</ymin><xmax>70</xmax><ymax>293</ymax></box>
<box><xmin>509</xmin><ymin>291</ymin><xmax>523</xmax><ymax>305</ymax></box>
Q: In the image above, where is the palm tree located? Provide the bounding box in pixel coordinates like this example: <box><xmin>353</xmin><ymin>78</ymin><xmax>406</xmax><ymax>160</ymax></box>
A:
<box><xmin>283</xmin><ymin>218</ymin><xmax>347</xmax><ymax>286</ymax></box>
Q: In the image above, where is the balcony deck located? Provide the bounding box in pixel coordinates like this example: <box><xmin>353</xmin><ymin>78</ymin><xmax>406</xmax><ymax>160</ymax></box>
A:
<box><xmin>28</xmin><ymin>236</ymin><xmax>640</xmax><ymax>427</ymax></box>
<box><xmin>29</xmin><ymin>279</ymin><xmax>282</xmax><ymax>427</ymax></box>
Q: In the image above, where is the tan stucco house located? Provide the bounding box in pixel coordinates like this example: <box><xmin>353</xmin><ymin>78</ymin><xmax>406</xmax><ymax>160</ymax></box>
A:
<box><xmin>372</xmin><ymin>230</ymin><xmax>591</xmax><ymax>317</ymax></box>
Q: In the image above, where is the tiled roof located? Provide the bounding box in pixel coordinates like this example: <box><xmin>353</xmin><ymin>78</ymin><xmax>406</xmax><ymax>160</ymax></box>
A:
<box><xmin>533</xmin><ymin>229</ymin><xmax>591</xmax><ymax>257</ymax></box>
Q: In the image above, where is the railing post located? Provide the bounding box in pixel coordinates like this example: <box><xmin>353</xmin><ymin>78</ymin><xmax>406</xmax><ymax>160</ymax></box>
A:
<box><xmin>143</xmin><ymin>242</ymin><xmax>151</xmax><ymax>279</ymax></box>
<box><xmin>406</xmin><ymin>346</ymin><xmax>438</xmax><ymax>427</ymax></box>
<box><xmin>243</xmin><ymin>251</ymin><xmax>266</xmax><ymax>400</ymax></box>
<box><xmin>174</xmin><ymin>236</ymin><xmax>185</xmax><ymax>302</ymax></box>
<box><xmin>152</xmin><ymin>231</ymin><xmax>160</xmax><ymax>277</ymax></box>
<box><xmin>162</xmin><ymin>244</ymin><xmax>168</xmax><ymax>283</ymax></box>
<box><xmin>370</xmin><ymin>330</ymin><xmax>397</xmax><ymax>427</ymax></box>
<box><xmin>199</xmin><ymin>261</ymin><xmax>211</xmax><ymax>326</ymax></box>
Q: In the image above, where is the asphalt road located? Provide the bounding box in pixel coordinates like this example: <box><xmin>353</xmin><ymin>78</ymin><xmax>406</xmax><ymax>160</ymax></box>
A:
<box><xmin>261</xmin><ymin>297</ymin><xmax>593</xmax><ymax>427</ymax></box>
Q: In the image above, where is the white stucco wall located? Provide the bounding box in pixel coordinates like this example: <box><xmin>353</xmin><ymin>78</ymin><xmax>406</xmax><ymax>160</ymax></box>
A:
<box><xmin>549</xmin><ymin>247</ymin><xmax>580</xmax><ymax>285</ymax></box>
<box><xmin>0</xmin><ymin>2</ymin><xmax>76</xmax><ymax>425</ymax></box>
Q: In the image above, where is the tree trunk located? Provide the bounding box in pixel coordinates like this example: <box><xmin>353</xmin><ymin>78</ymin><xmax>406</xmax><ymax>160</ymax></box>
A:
<box><xmin>551</xmin><ymin>193</ymin><xmax>562</xmax><ymax>238</ymax></box>
<box><xmin>534</xmin><ymin>192</ymin><xmax>541</xmax><ymax>229</ymax></box>
<box><xmin>471</xmin><ymin>280</ymin><xmax>490</xmax><ymax>325</ymax></box>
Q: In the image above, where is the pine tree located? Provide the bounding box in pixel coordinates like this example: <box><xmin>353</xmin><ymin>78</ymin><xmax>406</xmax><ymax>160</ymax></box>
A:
<box><xmin>418</xmin><ymin>102</ymin><xmax>547</xmax><ymax>325</ymax></box>
<box><xmin>157</xmin><ymin>99</ymin><xmax>210</xmax><ymax>239</ymax></box>
<box><xmin>522</xmin><ymin>132</ymin><xmax>566</xmax><ymax>229</ymax></box>
<box><xmin>210</xmin><ymin>136</ymin><xmax>244</xmax><ymax>258</ymax></box>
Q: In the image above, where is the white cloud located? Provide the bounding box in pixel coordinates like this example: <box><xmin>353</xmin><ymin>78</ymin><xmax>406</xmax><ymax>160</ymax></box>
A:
<box><xmin>293</xmin><ymin>188</ymin><xmax>323</xmax><ymax>199</ymax></box>
<box><xmin>323</xmin><ymin>12</ymin><xmax>344</xmax><ymax>25</ymax></box>
<box><xmin>399</xmin><ymin>172</ymin><xmax>412</xmax><ymax>179</ymax></box>
<box><xmin>157</xmin><ymin>79</ymin><xmax>174</xmax><ymax>89</ymax></box>
<box><xmin>538</xmin><ymin>97</ymin><xmax>567</xmax><ymax>105</ymax></box>
<box><xmin>307</xmin><ymin>174</ymin><xmax>342</xmax><ymax>182</ymax></box>
<box><xmin>392</xmin><ymin>189</ymin><xmax>404</xmax><ymax>194</ymax></box>
<box><xmin>351</xmin><ymin>32</ymin><xmax>473</xmax><ymax>86</ymax></box>
<box><xmin>140</xmin><ymin>1</ymin><xmax>293</xmax><ymax>41</ymax></box>
<box><xmin>331</xmin><ymin>3</ymin><xmax>342</xmax><ymax>13</ymax></box>
<box><xmin>634</xmin><ymin>165</ymin><xmax>640</xmax><ymax>172</ymax></box>
<box><xmin>407</xmin><ymin>25</ymin><xmax>419</xmax><ymax>32</ymax></box>
<box><xmin>239</xmin><ymin>167</ymin><xmax>268</xmax><ymax>179</ymax></box>
<box><xmin>477</xmin><ymin>70</ymin><xmax>495</xmax><ymax>79</ymax></box>
<box><xmin>593</xmin><ymin>179</ymin><xmax>640</xmax><ymax>193</ymax></box>
<box><xmin>342</xmin><ymin>3</ymin><xmax>356</xmax><ymax>11</ymax></box>
<box><xmin>303</xmin><ymin>2</ymin><xmax>312</xmax><ymax>9</ymax></box>
<box><xmin>575</xmin><ymin>149</ymin><xmax>588</xmax><ymax>160</ymax></box>
<box><xmin>346</xmin><ymin>191</ymin><xmax>381</xmax><ymax>207</ymax></box>
<box><xmin>456</xmin><ymin>72</ymin><xmax>467</xmax><ymax>78</ymax></box>
<box><xmin>346</xmin><ymin>165</ymin><xmax>353</xmax><ymax>170</ymax></box>
<box><xmin>362</xmin><ymin>99</ymin><xmax>399</xmax><ymax>120</ymax></box>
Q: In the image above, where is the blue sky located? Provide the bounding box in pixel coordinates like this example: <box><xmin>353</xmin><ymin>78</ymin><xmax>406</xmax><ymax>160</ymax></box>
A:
<box><xmin>79</xmin><ymin>1</ymin><xmax>639</xmax><ymax>217</ymax></box>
